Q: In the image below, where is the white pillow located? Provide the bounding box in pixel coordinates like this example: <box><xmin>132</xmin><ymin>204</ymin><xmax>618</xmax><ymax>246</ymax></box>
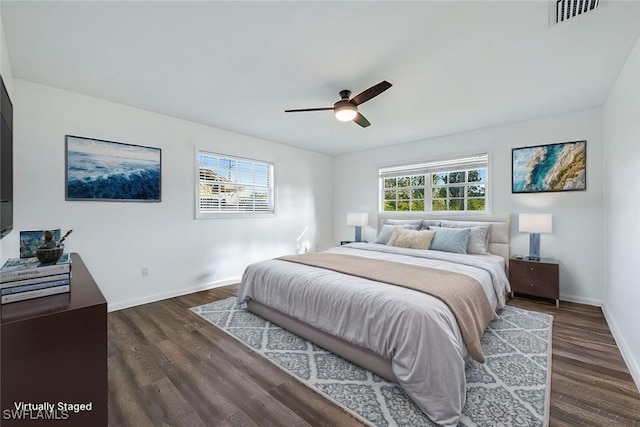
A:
<box><xmin>388</xmin><ymin>228</ymin><xmax>436</xmax><ymax>250</ymax></box>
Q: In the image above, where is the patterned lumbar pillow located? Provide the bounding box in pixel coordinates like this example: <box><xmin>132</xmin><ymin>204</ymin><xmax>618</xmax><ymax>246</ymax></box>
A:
<box><xmin>388</xmin><ymin>228</ymin><xmax>436</xmax><ymax>250</ymax></box>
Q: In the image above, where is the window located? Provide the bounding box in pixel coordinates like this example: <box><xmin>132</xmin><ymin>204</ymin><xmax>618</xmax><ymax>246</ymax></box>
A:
<box><xmin>197</xmin><ymin>151</ymin><xmax>274</xmax><ymax>217</ymax></box>
<box><xmin>379</xmin><ymin>154</ymin><xmax>488</xmax><ymax>213</ymax></box>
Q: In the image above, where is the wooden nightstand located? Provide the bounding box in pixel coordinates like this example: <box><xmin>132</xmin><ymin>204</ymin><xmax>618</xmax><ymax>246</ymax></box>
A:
<box><xmin>509</xmin><ymin>257</ymin><xmax>560</xmax><ymax>307</ymax></box>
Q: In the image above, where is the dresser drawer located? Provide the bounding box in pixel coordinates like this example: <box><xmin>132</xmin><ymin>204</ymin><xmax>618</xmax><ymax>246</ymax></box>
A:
<box><xmin>510</xmin><ymin>260</ymin><xmax>559</xmax><ymax>281</ymax></box>
<box><xmin>510</xmin><ymin>275</ymin><xmax>559</xmax><ymax>299</ymax></box>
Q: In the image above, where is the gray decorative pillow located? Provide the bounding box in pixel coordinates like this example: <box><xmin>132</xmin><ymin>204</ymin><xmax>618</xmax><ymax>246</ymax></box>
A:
<box><xmin>428</xmin><ymin>226</ymin><xmax>471</xmax><ymax>254</ymax></box>
<box><xmin>382</xmin><ymin>219</ymin><xmax>424</xmax><ymax>228</ymax></box>
<box><xmin>384</xmin><ymin>219</ymin><xmax>422</xmax><ymax>226</ymax></box>
<box><xmin>466</xmin><ymin>225</ymin><xmax>491</xmax><ymax>254</ymax></box>
<box><xmin>382</xmin><ymin>219</ymin><xmax>422</xmax><ymax>230</ymax></box>
<box><xmin>422</xmin><ymin>220</ymin><xmax>441</xmax><ymax>229</ymax></box>
<box><xmin>388</xmin><ymin>228</ymin><xmax>435</xmax><ymax>250</ymax></box>
<box><xmin>374</xmin><ymin>224</ymin><xmax>420</xmax><ymax>245</ymax></box>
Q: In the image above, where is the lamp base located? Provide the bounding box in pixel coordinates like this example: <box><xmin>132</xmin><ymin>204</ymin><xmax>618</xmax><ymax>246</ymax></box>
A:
<box><xmin>355</xmin><ymin>226</ymin><xmax>362</xmax><ymax>242</ymax></box>
<box><xmin>528</xmin><ymin>233</ymin><xmax>541</xmax><ymax>261</ymax></box>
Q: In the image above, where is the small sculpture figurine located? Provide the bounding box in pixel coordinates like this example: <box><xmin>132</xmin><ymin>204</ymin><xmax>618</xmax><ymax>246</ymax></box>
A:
<box><xmin>40</xmin><ymin>230</ymin><xmax>57</xmax><ymax>249</ymax></box>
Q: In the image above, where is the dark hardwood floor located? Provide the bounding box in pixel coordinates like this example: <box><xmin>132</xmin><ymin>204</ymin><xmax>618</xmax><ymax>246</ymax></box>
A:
<box><xmin>108</xmin><ymin>285</ymin><xmax>640</xmax><ymax>426</ymax></box>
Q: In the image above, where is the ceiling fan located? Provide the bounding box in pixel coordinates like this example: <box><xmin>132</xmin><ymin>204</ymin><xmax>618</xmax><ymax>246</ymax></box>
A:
<box><xmin>285</xmin><ymin>81</ymin><xmax>392</xmax><ymax>128</ymax></box>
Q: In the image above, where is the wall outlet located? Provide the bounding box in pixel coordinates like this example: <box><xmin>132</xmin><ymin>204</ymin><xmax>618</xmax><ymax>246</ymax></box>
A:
<box><xmin>142</xmin><ymin>266</ymin><xmax>150</xmax><ymax>277</ymax></box>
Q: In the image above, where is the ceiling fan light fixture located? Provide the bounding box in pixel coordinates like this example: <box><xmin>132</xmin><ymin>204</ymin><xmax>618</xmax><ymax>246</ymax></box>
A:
<box><xmin>285</xmin><ymin>81</ymin><xmax>392</xmax><ymax>128</ymax></box>
<box><xmin>334</xmin><ymin>102</ymin><xmax>357</xmax><ymax>122</ymax></box>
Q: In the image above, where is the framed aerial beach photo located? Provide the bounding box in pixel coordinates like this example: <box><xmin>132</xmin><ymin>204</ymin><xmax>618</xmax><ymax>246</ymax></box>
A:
<box><xmin>512</xmin><ymin>140</ymin><xmax>586</xmax><ymax>193</ymax></box>
<box><xmin>65</xmin><ymin>135</ymin><xmax>161</xmax><ymax>202</ymax></box>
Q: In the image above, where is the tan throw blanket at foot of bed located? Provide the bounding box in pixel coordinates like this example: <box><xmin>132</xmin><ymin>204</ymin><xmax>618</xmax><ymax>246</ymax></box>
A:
<box><xmin>277</xmin><ymin>252</ymin><xmax>497</xmax><ymax>363</ymax></box>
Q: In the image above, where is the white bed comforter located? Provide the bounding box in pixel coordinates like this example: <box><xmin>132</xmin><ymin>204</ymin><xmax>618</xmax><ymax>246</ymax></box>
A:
<box><xmin>237</xmin><ymin>243</ymin><xmax>510</xmax><ymax>426</ymax></box>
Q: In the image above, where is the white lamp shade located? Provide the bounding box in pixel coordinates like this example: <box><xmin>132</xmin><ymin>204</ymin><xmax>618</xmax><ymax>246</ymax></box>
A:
<box><xmin>519</xmin><ymin>213</ymin><xmax>552</xmax><ymax>233</ymax></box>
<box><xmin>347</xmin><ymin>212</ymin><xmax>368</xmax><ymax>227</ymax></box>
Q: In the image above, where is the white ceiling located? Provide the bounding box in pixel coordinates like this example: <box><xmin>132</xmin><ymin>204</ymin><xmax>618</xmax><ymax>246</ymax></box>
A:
<box><xmin>1</xmin><ymin>1</ymin><xmax>639</xmax><ymax>156</ymax></box>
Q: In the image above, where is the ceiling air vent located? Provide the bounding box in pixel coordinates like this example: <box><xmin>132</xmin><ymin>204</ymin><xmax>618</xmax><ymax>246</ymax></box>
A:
<box><xmin>554</xmin><ymin>0</ymin><xmax>602</xmax><ymax>24</ymax></box>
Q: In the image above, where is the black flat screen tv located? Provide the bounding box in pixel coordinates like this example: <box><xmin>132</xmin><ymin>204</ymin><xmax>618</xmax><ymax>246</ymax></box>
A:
<box><xmin>0</xmin><ymin>74</ymin><xmax>13</xmax><ymax>239</ymax></box>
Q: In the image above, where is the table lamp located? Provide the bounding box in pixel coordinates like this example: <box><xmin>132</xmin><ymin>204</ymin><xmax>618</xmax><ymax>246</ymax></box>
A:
<box><xmin>519</xmin><ymin>213</ymin><xmax>552</xmax><ymax>261</ymax></box>
<box><xmin>347</xmin><ymin>212</ymin><xmax>368</xmax><ymax>242</ymax></box>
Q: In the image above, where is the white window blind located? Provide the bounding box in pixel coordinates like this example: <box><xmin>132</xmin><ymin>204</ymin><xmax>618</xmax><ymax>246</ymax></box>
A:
<box><xmin>379</xmin><ymin>154</ymin><xmax>488</xmax><ymax>213</ymax></box>
<box><xmin>197</xmin><ymin>151</ymin><xmax>274</xmax><ymax>216</ymax></box>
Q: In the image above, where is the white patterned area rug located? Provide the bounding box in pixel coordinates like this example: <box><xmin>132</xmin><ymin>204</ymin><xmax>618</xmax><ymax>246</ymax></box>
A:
<box><xmin>191</xmin><ymin>297</ymin><xmax>553</xmax><ymax>427</ymax></box>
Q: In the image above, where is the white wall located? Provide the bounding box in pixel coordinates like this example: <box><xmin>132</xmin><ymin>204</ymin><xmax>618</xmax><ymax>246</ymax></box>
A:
<box><xmin>334</xmin><ymin>108</ymin><xmax>604</xmax><ymax>306</ymax></box>
<box><xmin>603</xmin><ymin>37</ymin><xmax>640</xmax><ymax>389</ymax></box>
<box><xmin>0</xmin><ymin>3</ymin><xmax>15</xmax><ymax>265</ymax></box>
<box><xmin>0</xmin><ymin>80</ymin><xmax>333</xmax><ymax>310</ymax></box>
<box><xmin>0</xmin><ymin>2</ymin><xmax>14</xmax><ymax>95</ymax></box>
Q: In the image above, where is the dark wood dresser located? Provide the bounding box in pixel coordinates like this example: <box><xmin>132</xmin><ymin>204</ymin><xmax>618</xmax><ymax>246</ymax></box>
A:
<box><xmin>509</xmin><ymin>256</ymin><xmax>560</xmax><ymax>307</ymax></box>
<box><xmin>0</xmin><ymin>253</ymin><xmax>107</xmax><ymax>426</ymax></box>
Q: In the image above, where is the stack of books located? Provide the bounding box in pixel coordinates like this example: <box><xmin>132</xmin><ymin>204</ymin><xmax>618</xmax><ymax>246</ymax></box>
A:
<box><xmin>0</xmin><ymin>254</ymin><xmax>72</xmax><ymax>304</ymax></box>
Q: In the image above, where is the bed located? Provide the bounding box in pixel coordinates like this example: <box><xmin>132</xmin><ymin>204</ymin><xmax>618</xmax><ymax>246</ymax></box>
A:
<box><xmin>237</xmin><ymin>215</ymin><xmax>511</xmax><ymax>426</ymax></box>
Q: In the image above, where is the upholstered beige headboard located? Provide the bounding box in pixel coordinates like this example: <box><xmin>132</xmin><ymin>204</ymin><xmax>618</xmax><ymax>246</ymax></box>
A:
<box><xmin>376</xmin><ymin>213</ymin><xmax>511</xmax><ymax>267</ymax></box>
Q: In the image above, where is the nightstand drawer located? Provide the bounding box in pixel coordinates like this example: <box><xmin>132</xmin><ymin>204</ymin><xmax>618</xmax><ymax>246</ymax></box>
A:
<box><xmin>510</xmin><ymin>276</ymin><xmax>559</xmax><ymax>299</ymax></box>
<box><xmin>510</xmin><ymin>260</ymin><xmax>558</xmax><ymax>281</ymax></box>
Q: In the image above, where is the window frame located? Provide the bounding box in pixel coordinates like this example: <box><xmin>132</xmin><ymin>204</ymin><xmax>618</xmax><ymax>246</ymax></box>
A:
<box><xmin>196</xmin><ymin>149</ymin><xmax>275</xmax><ymax>219</ymax></box>
<box><xmin>379</xmin><ymin>153</ymin><xmax>489</xmax><ymax>215</ymax></box>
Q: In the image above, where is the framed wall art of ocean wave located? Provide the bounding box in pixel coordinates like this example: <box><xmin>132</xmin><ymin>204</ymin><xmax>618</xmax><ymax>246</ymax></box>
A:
<box><xmin>65</xmin><ymin>135</ymin><xmax>161</xmax><ymax>202</ymax></box>
<box><xmin>512</xmin><ymin>140</ymin><xmax>586</xmax><ymax>193</ymax></box>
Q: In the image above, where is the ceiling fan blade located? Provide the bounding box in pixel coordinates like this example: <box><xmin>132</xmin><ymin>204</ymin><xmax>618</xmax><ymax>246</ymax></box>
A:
<box><xmin>353</xmin><ymin>112</ymin><xmax>371</xmax><ymax>128</ymax></box>
<box><xmin>284</xmin><ymin>107</ymin><xmax>334</xmax><ymax>113</ymax></box>
<box><xmin>350</xmin><ymin>81</ymin><xmax>392</xmax><ymax>106</ymax></box>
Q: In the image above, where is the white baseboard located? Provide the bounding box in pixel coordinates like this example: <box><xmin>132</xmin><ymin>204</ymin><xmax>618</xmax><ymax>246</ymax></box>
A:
<box><xmin>560</xmin><ymin>293</ymin><xmax>602</xmax><ymax>307</ymax></box>
<box><xmin>601</xmin><ymin>304</ymin><xmax>640</xmax><ymax>393</ymax></box>
<box><xmin>107</xmin><ymin>277</ymin><xmax>241</xmax><ymax>312</ymax></box>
